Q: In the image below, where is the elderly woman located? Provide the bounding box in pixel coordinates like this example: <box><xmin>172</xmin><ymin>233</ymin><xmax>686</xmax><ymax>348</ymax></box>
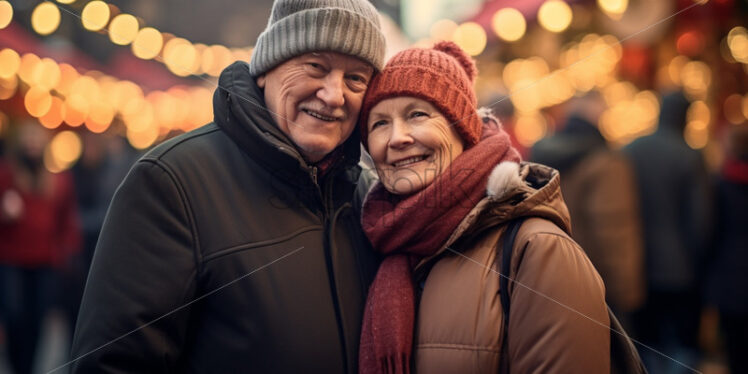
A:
<box><xmin>357</xmin><ymin>42</ymin><xmax>611</xmax><ymax>373</ymax></box>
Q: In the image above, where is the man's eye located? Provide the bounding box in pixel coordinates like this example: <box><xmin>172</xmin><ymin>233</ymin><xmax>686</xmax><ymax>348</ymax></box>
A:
<box><xmin>348</xmin><ymin>74</ymin><xmax>367</xmax><ymax>83</ymax></box>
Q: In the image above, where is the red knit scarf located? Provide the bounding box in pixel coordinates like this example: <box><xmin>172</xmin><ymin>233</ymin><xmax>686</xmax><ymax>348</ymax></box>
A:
<box><xmin>358</xmin><ymin>127</ymin><xmax>521</xmax><ymax>374</ymax></box>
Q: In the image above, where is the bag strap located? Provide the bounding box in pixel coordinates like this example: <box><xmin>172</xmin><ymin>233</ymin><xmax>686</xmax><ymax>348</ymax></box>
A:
<box><xmin>497</xmin><ymin>218</ymin><xmax>525</xmax><ymax>374</ymax></box>
<box><xmin>499</xmin><ymin>218</ymin><xmax>524</xmax><ymax>327</ymax></box>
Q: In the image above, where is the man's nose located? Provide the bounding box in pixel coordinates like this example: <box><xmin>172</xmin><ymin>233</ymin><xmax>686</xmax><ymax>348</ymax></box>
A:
<box><xmin>317</xmin><ymin>72</ymin><xmax>345</xmax><ymax>108</ymax></box>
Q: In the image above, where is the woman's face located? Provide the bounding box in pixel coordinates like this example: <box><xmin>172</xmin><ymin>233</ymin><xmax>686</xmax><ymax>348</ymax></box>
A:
<box><xmin>366</xmin><ymin>97</ymin><xmax>464</xmax><ymax>195</ymax></box>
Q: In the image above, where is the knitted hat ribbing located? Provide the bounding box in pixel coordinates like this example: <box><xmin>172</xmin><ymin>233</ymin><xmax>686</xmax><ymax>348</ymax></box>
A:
<box><xmin>360</xmin><ymin>41</ymin><xmax>481</xmax><ymax>149</ymax></box>
<box><xmin>249</xmin><ymin>0</ymin><xmax>386</xmax><ymax>76</ymax></box>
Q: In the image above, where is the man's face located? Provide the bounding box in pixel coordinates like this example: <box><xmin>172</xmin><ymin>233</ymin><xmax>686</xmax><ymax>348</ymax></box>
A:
<box><xmin>257</xmin><ymin>52</ymin><xmax>374</xmax><ymax>162</ymax></box>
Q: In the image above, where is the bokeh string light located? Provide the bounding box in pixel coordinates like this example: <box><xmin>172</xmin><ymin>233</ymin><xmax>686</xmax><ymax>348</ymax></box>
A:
<box><xmin>30</xmin><ymin>0</ymin><xmax>253</xmax><ymax>78</ymax></box>
<box><xmin>0</xmin><ymin>46</ymin><xmax>215</xmax><ymax>169</ymax></box>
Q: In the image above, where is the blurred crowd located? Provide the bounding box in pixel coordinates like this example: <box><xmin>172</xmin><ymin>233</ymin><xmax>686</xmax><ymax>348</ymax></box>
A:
<box><xmin>0</xmin><ymin>122</ymin><xmax>138</xmax><ymax>373</ymax></box>
<box><xmin>0</xmin><ymin>88</ymin><xmax>746</xmax><ymax>373</ymax></box>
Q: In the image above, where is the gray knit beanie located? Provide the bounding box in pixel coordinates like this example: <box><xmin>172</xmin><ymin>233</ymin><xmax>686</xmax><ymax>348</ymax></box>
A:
<box><xmin>249</xmin><ymin>0</ymin><xmax>386</xmax><ymax>76</ymax></box>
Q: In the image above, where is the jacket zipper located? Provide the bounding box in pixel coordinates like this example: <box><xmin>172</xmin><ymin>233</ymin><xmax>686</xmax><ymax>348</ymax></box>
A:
<box><xmin>311</xmin><ymin>166</ymin><xmax>319</xmax><ymax>186</ymax></box>
<box><xmin>318</xmin><ymin>164</ymin><xmax>350</xmax><ymax>373</ymax></box>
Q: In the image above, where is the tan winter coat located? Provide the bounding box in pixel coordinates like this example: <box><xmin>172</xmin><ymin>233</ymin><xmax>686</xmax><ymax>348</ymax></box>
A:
<box><xmin>412</xmin><ymin>162</ymin><xmax>610</xmax><ymax>373</ymax></box>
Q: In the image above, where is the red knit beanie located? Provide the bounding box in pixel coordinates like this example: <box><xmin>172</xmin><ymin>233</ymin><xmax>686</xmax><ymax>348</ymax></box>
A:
<box><xmin>360</xmin><ymin>41</ymin><xmax>481</xmax><ymax>149</ymax></box>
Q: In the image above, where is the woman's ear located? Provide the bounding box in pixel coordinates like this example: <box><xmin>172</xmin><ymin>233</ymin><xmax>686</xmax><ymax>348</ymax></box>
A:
<box><xmin>256</xmin><ymin>74</ymin><xmax>266</xmax><ymax>88</ymax></box>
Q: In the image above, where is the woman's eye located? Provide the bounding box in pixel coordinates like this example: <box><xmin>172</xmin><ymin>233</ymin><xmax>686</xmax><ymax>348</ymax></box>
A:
<box><xmin>409</xmin><ymin>111</ymin><xmax>428</xmax><ymax>119</ymax></box>
<box><xmin>370</xmin><ymin>120</ymin><xmax>387</xmax><ymax>130</ymax></box>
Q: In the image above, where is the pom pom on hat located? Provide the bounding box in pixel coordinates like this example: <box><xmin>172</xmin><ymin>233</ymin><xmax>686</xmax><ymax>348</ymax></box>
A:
<box><xmin>360</xmin><ymin>42</ymin><xmax>482</xmax><ymax>149</ymax></box>
<box><xmin>433</xmin><ymin>41</ymin><xmax>477</xmax><ymax>82</ymax></box>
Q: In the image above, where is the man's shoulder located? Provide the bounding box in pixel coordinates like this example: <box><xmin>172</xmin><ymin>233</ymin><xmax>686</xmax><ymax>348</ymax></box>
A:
<box><xmin>141</xmin><ymin>123</ymin><xmax>227</xmax><ymax>163</ymax></box>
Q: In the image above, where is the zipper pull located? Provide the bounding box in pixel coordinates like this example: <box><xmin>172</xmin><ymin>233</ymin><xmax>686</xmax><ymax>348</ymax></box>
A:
<box><xmin>311</xmin><ymin>166</ymin><xmax>318</xmax><ymax>185</ymax></box>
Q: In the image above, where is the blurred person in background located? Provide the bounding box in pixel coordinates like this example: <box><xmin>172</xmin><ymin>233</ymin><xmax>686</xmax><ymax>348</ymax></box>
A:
<box><xmin>530</xmin><ymin>91</ymin><xmax>645</xmax><ymax>327</ymax></box>
<box><xmin>622</xmin><ymin>91</ymin><xmax>712</xmax><ymax>373</ymax></box>
<box><xmin>71</xmin><ymin>0</ymin><xmax>385</xmax><ymax>372</ymax></box>
<box><xmin>705</xmin><ymin>124</ymin><xmax>748</xmax><ymax>374</ymax></box>
<box><xmin>0</xmin><ymin>121</ymin><xmax>81</xmax><ymax>374</ymax></box>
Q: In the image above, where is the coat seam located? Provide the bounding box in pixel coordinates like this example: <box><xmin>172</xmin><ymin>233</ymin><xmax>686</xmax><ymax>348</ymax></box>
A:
<box><xmin>143</xmin><ymin>125</ymin><xmax>221</xmax><ymax>161</ymax></box>
<box><xmin>203</xmin><ymin>225</ymin><xmax>324</xmax><ymax>262</ymax></box>
<box><xmin>139</xmin><ymin>159</ymin><xmax>202</xmax><ymax>271</ymax></box>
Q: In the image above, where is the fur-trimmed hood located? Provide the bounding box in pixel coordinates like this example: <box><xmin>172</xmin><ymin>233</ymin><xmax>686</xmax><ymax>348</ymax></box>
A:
<box><xmin>414</xmin><ymin>161</ymin><xmax>572</xmax><ymax>271</ymax></box>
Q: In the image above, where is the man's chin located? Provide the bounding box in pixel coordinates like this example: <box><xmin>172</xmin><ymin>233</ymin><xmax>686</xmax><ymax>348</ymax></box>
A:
<box><xmin>299</xmin><ymin>143</ymin><xmax>337</xmax><ymax>163</ymax></box>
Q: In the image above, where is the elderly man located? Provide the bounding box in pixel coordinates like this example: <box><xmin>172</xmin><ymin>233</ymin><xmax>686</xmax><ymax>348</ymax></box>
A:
<box><xmin>70</xmin><ymin>0</ymin><xmax>386</xmax><ymax>372</ymax></box>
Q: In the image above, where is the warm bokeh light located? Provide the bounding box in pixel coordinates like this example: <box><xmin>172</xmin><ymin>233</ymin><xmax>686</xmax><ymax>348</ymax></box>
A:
<box><xmin>149</xmin><ymin>91</ymin><xmax>178</xmax><ymax>130</ymax></box>
<box><xmin>0</xmin><ymin>75</ymin><xmax>18</xmax><ymax>100</ymax></box>
<box><xmin>50</xmin><ymin>130</ymin><xmax>83</xmax><ymax>167</ymax></box>
<box><xmin>0</xmin><ymin>1</ymin><xmax>13</xmax><ymax>30</ymax></box>
<box><xmin>430</xmin><ymin>19</ymin><xmax>458</xmax><ymax>41</ymax></box>
<box><xmin>230</xmin><ymin>48</ymin><xmax>252</xmax><ymax>66</ymax></box>
<box><xmin>108</xmin><ymin>14</ymin><xmax>139</xmax><ymax>45</ymax></box>
<box><xmin>123</xmin><ymin>100</ymin><xmax>154</xmax><ymax>132</ymax></box>
<box><xmin>56</xmin><ymin>0</ymin><xmax>76</xmax><ymax>4</ymax></box>
<box><xmin>491</xmin><ymin>8</ymin><xmax>526</xmax><ymax>42</ymax></box>
<box><xmin>18</xmin><ymin>53</ymin><xmax>41</xmax><ymax>83</ymax></box>
<box><xmin>723</xmin><ymin>94</ymin><xmax>745</xmax><ymax>125</ymax></box>
<box><xmin>202</xmin><ymin>45</ymin><xmax>233</xmax><ymax>77</ymax></box>
<box><xmin>108</xmin><ymin>80</ymin><xmax>143</xmax><ymax>112</ymax></box>
<box><xmin>452</xmin><ymin>22</ymin><xmax>487</xmax><ymax>56</ymax></box>
<box><xmin>186</xmin><ymin>87</ymin><xmax>213</xmax><ymax>131</ymax></box>
<box><xmin>39</xmin><ymin>96</ymin><xmax>65</xmax><ymax>129</ymax></box>
<box><xmin>687</xmin><ymin>100</ymin><xmax>711</xmax><ymax>130</ymax></box>
<box><xmin>0</xmin><ymin>111</ymin><xmax>7</xmax><ymax>135</ymax></box>
<box><xmin>0</xmin><ymin>48</ymin><xmax>20</xmax><ymax>79</ymax></box>
<box><xmin>667</xmin><ymin>55</ymin><xmax>689</xmax><ymax>85</ymax></box>
<box><xmin>681</xmin><ymin>60</ymin><xmax>711</xmax><ymax>100</ymax></box>
<box><xmin>70</xmin><ymin>75</ymin><xmax>101</xmax><ymax>102</ymax></box>
<box><xmin>163</xmin><ymin>38</ymin><xmax>197</xmax><ymax>76</ymax></box>
<box><xmin>81</xmin><ymin>1</ymin><xmax>110</xmax><ymax>31</ymax></box>
<box><xmin>538</xmin><ymin>1</ymin><xmax>572</xmax><ymax>33</ymax></box>
<box><xmin>132</xmin><ymin>27</ymin><xmax>163</xmax><ymax>60</ymax></box>
<box><xmin>514</xmin><ymin>113</ymin><xmax>548</xmax><ymax>146</ymax></box>
<box><xmin>597</xmin><ymin>0</ymin><xmax>628</xmax><ymax>18</ymax></box>
<box><xmin>127</xmin><ymin>124</ymin><xmax>159</xmax><ymax>149</ymax></box>
<box><xmin>64</xmin><ymin>94</ymin><xmax>89</xmax><ymax>127</ymax></box>
<box><xmin>31</xmin><ymin>2</ymin><xmax>61</xmax><ymax>36</ymax></box>
<box><xmin>55</xmin><ymin>63</ymin><xmax>79</xmax><ymax>95</ymax></box>
<box><xmin>685</xmin><ymin>121</ymin><xmax>709</xmax><ymax>149</ymax></box>
<box><xmin>31</xmin><ymin>58</ymin><xmax>61</xmax><ymax>91</ymax></box>
<box><xmin>727</xmin><ymin>26</ymin><xmax>748</xmax><ymax>63</ymax></box>
<box><xmin>24</xmin><ymin>87</ymin><xmax>53</xmax><ymax>118</ymax></box>
<box><xmin>85</xmin><ymin>101</ymin><xmax>114</xmax><ymax>133</ymax></box>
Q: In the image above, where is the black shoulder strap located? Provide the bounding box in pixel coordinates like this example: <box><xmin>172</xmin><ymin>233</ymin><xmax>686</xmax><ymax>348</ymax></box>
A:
<box><xmin>498</xmin><ymin>218</ymin><xmax>525</xmax><ymax>374</ymax></box>
<box><xmin>499</xmin><ymin>218</ymin><xmax>524</xmax><ymax>325</ymax></box>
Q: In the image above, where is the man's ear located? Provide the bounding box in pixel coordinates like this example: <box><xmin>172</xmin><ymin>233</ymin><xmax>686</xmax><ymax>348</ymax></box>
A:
<box><xmin>256</xmin><ymin>74</ymin><xmax>267</xmax><ymax>88</ymax></box>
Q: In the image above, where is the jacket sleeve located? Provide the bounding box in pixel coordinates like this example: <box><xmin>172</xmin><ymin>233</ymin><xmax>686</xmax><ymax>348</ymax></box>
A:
<box><xmin>70</xmin><ymin>159</ymin><xmax>197</xmax><ymax>373</ymax></box>
<box><xmin>507</xmin><ymin>229</ymin><xmax>610</xmax><ymax>374</ymax></box>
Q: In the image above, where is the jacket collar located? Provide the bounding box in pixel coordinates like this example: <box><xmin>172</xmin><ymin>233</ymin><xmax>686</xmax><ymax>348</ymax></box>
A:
<box><xmin>414</xmin><ymin>161</ymin><xmax>572</xmax><ymax>272</ymax></box>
